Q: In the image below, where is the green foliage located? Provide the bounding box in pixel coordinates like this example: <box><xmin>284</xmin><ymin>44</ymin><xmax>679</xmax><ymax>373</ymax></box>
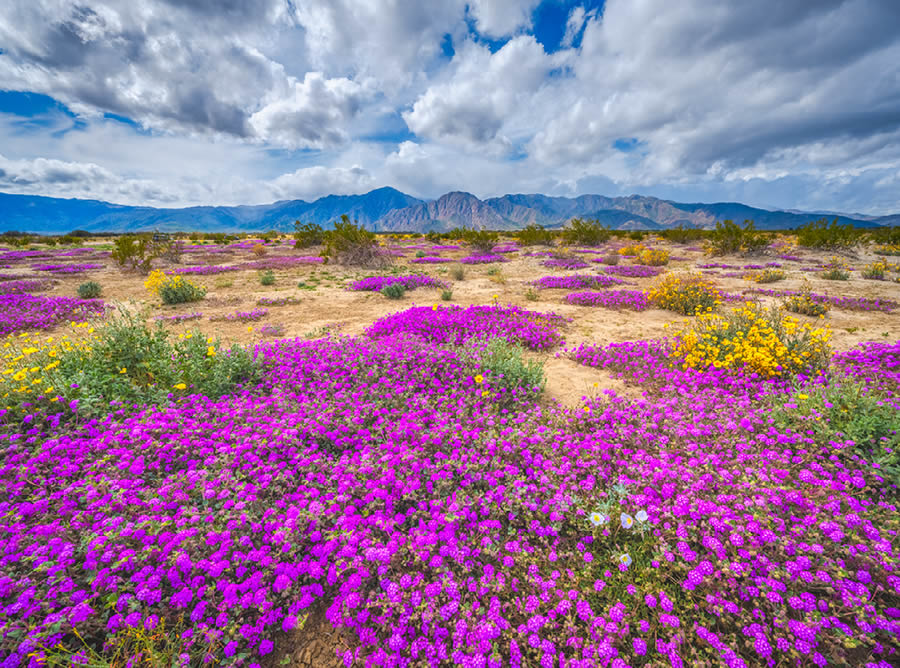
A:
<box><xmin>322</xmin><ymin>215</ymin><xmax>389</xmax><ymax>267</ymax></box>
<box><xmin>869</xmin><ymin>226</ymin><xmax>900</xmax><ymax>245</ymax></box>
<box><xmin>76</xmin><ymin>281</ymin><xmax>102</xmax><ymax>299</ymax></box>
<box><xmin>524</xmin><ymin>287</ymin><xmax>539</xmax><ymax>301</ymax></box>
<box><xmin>41</xmin><ymin>311</ymin><xmax>261</xmax><ymax>420</ymax></box>
<box><xmin>293</xmin><ymin>221</ymin><xmax>324</xmax><ymax>248</ymax></box>
<box><xmin>783</xmin><ymin>286</ymin><xmax>829</xmax><ymax>317</ymax></box>
<box><xmin>627</xmin><ymin>230</ymin><xmax>645</xmax><ymax>241</ymax></box>
<box><xmin>796</xmin><ymin>218</ymin><xmax>858</xmax><ymax>250</ymax></box>
<box><xmin>516</xmin><ymin>223</ymin><xmax>554</xmax><ymax>246</ymax></box>
<box><xmin>441</xmin><ymin>289</ymin><xmax>453</xmax><ymax>301</ymax></box>
<box><xmin>822</xmin><ymin>267</ymin><xmax>850</xmax><ymax>281</ymax></box>
<box><xmin>754</xmin><ymin>268</ymin><xmax>786</xmax><ymax>283</ymax></box>
<box><xmin>381</xmin><ymin>283</ymin><xmax>406</xmax><ymax>299</ymax></box>
<box><xmin>415</xmin><ymin>250</ymin><xmax>427</xmax><ymax>258</ymax></box>
<box><xmin>159</xmin><ymin>277</ymin><xmax>206</xmax><ymax>305</ymax></box>
<box><xmin>770</xmin><ymin>380</ymin><xmax>900</xmax><ymax>491</ymax></box>
<box><xmin>463</xmin><ymin>337</ymin><xmax>545</xmax><ymax>402</ymax></box>
<box><xmin>861</xmin><ymin>261</ymin><xmax>887</xmax><ymax>280</ymax></box>
<box><xmin>259</xmin><ymin>270</ymin><xmax>276</xmax><ymax>286</ymax></box>
<box><xmin>706</xmin><ymin>219</ymin><xmax>770</xmax><ymax>255</ymax></box>
<box><xmin>463</xmin><ymin>229</ymin><xmax>499</xmax><ymax>253</ymax></box>
<box><xmin>561</xmin><ymin>217</ymin><xmax>611</xmax><ymax>246</ymax></box>
<box><xmin>660</xmin><ymin>225</ymin><xmax>708</xmax><ymax>244</ymax></box>
<box><xmin>111</xmin><ymin>234</ymin><xmax>176</xmax><ymax>274</ymax></box>
<box><xmin>486</xmin><ymin>267</ymin><xmax>501</xmax><ymax>276</ymax></box>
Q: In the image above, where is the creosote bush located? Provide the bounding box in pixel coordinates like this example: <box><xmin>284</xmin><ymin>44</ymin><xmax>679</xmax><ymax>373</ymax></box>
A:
<box><xmin>462</xmin><ymin>229</ymin><xmax>499</xmax><ymax>253</ymax></box>
<box><xmin>515</xmin><ymin>223</ymin><xmax>554</xmax><ymax>246</ymax></box>
<box><xmin>796</xmin><ymin>217</ymin><xmax>858</xmax><ymax>250</ymax></box>
<box><xmin>111</xmin><ymin>234</ymin><xmax>176</xmax><ymax>274</ymax></box>
<box><xmin>646</xmin><ymin>272</ymin><xmax>722</xmax><ymax>315</ymax></box>
<box><xmin>560</xmin><ymin>217</ymin><xmax>611</xmax><ymax>246</ymax></box>
<box><xmin>293</xmin><ymin>221</ymin><xmax>324</xmax><ymax>248</ymax></box>
<box><xmin>706</xmin><ymin>219</ymin><xmax>770</xmax><ymax>256</ymax></box>
<box><xmin>76</xmin><ymin>281</ymin><xmax>102</xmax><ymax>299</ymax></box>
<box><xmin>322</xmin><ymin>214</ymin><xmax>390</xmax><ymax>268</ymax></box>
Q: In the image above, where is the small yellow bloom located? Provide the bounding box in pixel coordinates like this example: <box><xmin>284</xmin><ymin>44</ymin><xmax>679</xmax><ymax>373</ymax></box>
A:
<box><xmin>174</xmin><ymin>383</ymin><xmax>187</xmax><ymax>390</ymax></box>
<box><xmin>120</xmin><ymin>367</ymin><xmax>127</xmax><ymax>374</ymax></box>
<box><xmin>207</xmin><ymin>346</ymin><xmax>215</xmax><ymax>357</ymax></box>
<box><xmin>796</xmin><ymin>393</ymin><xmax>808</xmax><ymax>400</ymax></box>
<box><xmin>474</xmin><ymin>374</ymin><xmax>483</xmax><ymax>384</ymax></box>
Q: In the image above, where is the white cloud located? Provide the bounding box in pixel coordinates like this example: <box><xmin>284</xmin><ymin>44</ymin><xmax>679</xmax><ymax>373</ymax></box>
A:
<box><xmin>466</xmin><ymin>0</ymin><xmax>540</xmax><ymax>37</ymax></box>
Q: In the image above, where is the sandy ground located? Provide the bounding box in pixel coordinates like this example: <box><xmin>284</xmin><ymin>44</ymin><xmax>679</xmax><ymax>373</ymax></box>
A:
<box><xmin>18</xmin><ymin>239</ymin><xmax>900</xmax><ymax>407</ymax></box>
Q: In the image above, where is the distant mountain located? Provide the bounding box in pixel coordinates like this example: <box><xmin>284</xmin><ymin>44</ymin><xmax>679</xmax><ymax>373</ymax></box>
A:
<box><xmin>0</xmin><ymin>188</ymin><xmax>890</xmax><ymax>234</ymax></box>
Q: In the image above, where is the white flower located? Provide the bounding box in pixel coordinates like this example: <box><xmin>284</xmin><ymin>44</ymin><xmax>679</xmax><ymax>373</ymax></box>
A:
<box><xmin>620</xmin><ymin>513</ymin><xmax>634</xmax><ymax>529</ymax></box>
<box><xmin>635</xmin><ymin>510</ymin><xmax>649</xmax><ymax>523</ymax></box>
<box><xmin>589</xmin><ymin>512</ymin><xmax>608</xmax><ymax>527</ymax></box>
<box><xmin>619</xmin><ymin>553</ymin><xmax>633</xmax><ymax>567</ymax></box>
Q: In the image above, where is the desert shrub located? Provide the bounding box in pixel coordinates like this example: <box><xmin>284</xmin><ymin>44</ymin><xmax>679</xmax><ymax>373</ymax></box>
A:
<box><xmin>626</xmin><ymin>230</ymin><xmax>645</xmax><ymax>241</ymax></box>
<box><xmin>441</xmin><ymin>289</ymin><xmax>453</xmax><ymax>301</ymax></box>
<box><xmin>463</xmin><ymin>229</ymin><xmax>499</xmax><ymax>253</ymax></box>
<box><xmin>635</xmin><ymin>248</ymin><xmax>669</xmax><ymax>266</ymax></box>
<box><xmin>660</xmin><ymin>225</ymin><xmax>707</xmax><ymax>244</ymax></box>
<box><xmin>111</xmin><ymin>234</ymin><xmax>174</xmax><ymax>274</ymax></box>
<box><xmin>796</xmin><ymin>217</ymin><xmax>858</xmax><ymax>250</ymax></box>
<box><xmin>776</xmin><ymin>380</ymin><xmax>900</xmax><ymax>490</ymax></box>
<box><xmin>77</xmin><ymin>281</ymin><xmax>102</xmax><ymax>299</ymax></box>
<box><xmin>461</xmin><ymin>337</ymin><xmax>545</xmax><ymax>402</ymax></box>
<box><xmin>561</xmin><ymin>217</ymin><xmax>611</xmax><ymax>246</ymax></box>
<box><xmin>524</xmin><ymin>287</ymin><xmax>538</xmax><ymax>301</ymax></box>
<box><xmin>874</xmin><ymin>244</ymin><xmax>900</xmax><ymax>256</ymax></box>
<box><xmin>870</xmin><ymin>224</ymin><xmax>900</xmax><ymax>244</ymax></box>
<box><xmin>753</xmin><ymin>268</ymin><xmax>786</xmax><ymax>283</ymax></box>
<box><xmin>145</xmin><ymin>270</ymin><xmax>206</xmax><ymax>305</ymax></box>
<box><xmin>706</xmin><ymin>219</ymin><xmax>770</xmax><ymax>255</ymax></box>
<box><xmin>415</xmin><ymin>250</ymin><xmax>427</xmax><ymax>258</ymax></box>
<box><xmin>10</xmin><ymin>310</ymin><xmax>261</xmax><ymax>421</ymax></box>
<box><xmin>515</xmin><ymin>223</ymin><xmax>554</xmax><ymax>246</ymax></box>
<box><xmin>294</xmin><ymin>221</ymin><xmax>324</xmax><ymax>248</ymax></box>
<box><xmin>451</xmin><ymin>265</ymin><xmax>466</xmax><ymax>281</ymax></box>
<box><xmin>822</xmin><ymin>267</ymin><xmax>850</xmax><ymax>280</ymax></box>
<box><xmin>861</xmin><ymin>261</ymin><xmax>887</xmax><ymax>280</ymax></box>
<box><xmin>322</xmin><ymin>215</ymin><xmax>389</xmax><ymax>267</ymax></box>
<box><xmin>617</xmin><ymin>243</ymin><xmax>644</xmax><ymax>256</ymax></box>
<box><xmin>599</xmin><ymin>252</ymin><xmax>619</xmax><ymax>265</ymax></box>
<box><xmin>381</xmin><ymin>283</ymin><xmax>406</xmax><ymax>299</ymax></box>
<box><xmin>259</xmin><ymin>270</ymin><xmax>275</xmax><ymax>286</ymax></box>
<box><xmin>672</xmin><ymin>302</ymin><xmax>831</xmax><ymax>378</ymax></box>
<box><xmin>646</xmin><ymin>272</ymin><xmax>722</xmax><ymax>315</ymax></box>
<box><xmin>251</xmin><ymin>243</ymin><xmax>268</xmax><ymax>257</ymax></box>
<box><xmin>783</xmin><ymin>284</ymin><xmax>829</xmax><ymax>317</ymax></box>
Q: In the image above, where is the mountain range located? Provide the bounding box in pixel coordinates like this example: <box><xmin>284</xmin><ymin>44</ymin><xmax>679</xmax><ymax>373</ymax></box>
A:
<box><xmin>0</xmin><ymin>187</ymin><xmax>893</xmax><ymax>234</ymax></box>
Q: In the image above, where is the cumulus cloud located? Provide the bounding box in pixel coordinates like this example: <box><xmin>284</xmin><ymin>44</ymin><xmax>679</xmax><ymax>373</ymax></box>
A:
<box><xmin>269</xmin><ymin>165</ymin><xmax>375</xmax><ymax>201</ymax></box>
<box><xmin>466</xmin><ymin>0</ymin><xmax>540</xmax><ymax>37</ymax></box>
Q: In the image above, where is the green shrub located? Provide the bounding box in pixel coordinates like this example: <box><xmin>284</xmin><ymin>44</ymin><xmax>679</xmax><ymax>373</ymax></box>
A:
<box><xmin>463</xmin><ymin>338</ymin><xmax>545</xmax><ymax>403</ymax></box>
<box><xmin>159</xmin><ymin>277</ymin><xmax>206</xmax><ymax>305</ymax></box>
<box><xmin>627</xmin><ymin>230</ymin><xmax>646</xmax><ymax>241</ymax></box>
<box><xmin>111</xmin><ymin>234</ymin><xmax>177</xmax><ymax>274</ymax></box>
<box><xmin>381</xmin><ymin>283</ymin><xmax>406</xmax><ymax>299</ymax></box>
<box><xmin>861</xmin><ymin>261</ymin><xmax>887</xmax><ymax>280</ymax></box>
<box><xmin>463</xmin><ymin>229</ymin><xmax>499</xmax><ymax>253</ymax></box>
<box><xmin>77</xmin><ymin>281</ymin><xmax>102</xmax><ymax>299</ymax></box>
<box><xmin>323</xmin><ymin>215</ymin><xmax>389</xmax><ymax>267</ymax></box>
<box><xmin>259</xmin><ymin>270</ymin><xmax>275</xmax><ymax>286</ymax></box>
<box><xmin>770</xmin><ymin>380</ymin><xmax>900</xmax><ymax>490</ymax></box>
<box><xmin>37</xmin><ymin>311</ymin><xmax>261</xmax><ymax>420</ymax></box>
<box><xmin>796</xmin><ymin>218</ymin><xmax>858</xmax><ymax>250</ymax></box>
<box><xmin>516</xmin><ymin>223</ymin><xmax>554</xmax><ymax>246</ymax></box>
<box><xmin>706</xmin><ymin>219</ymin><xmax>770</xmax><ymax>255</ymax></box>
<box><xmin>486</xmin><ymin>267</ymin><xmax>501</xmax><ymax>276</ymax></box>
<box><xmin>783</xmin><ymin>286</ymin><xmax>829</xmax><ymax>317</ymax></box>
<box><xmin>870</xmin><ymin>226</ymin><xmax>900</xmax><ymax>245</ymax></box>
<box><xmin>524</xmin><ymin>288</ymin><xmax>539</xmax><ymax>301</ymax></box>
<box><xmin>294</xmin><ymin>221</ymin><xmax>324</xmax><ymax>248</ymax></box>
<box><xmin>822</xmin><ymin>267</ymin><xmax>850</xmax><ymax>280</ymax></box>
<box><xmin>441</xmin><ymin>289</ymin><xmax>453</xmax><ymax>301</ymax></box>
<box><xmin>754</xmin><ymin>268</ymin><xmax>786</xmax><ymax>283</ymax></box>
<box><xmin>561</xmin><ymin>217</ymin><xmax>611</xmax><ymax>246</ymax></box>
<box><xmin>415</xmin><ymin>250</ymin><xmax>427</xmax><ymax>258</ymax></box>
<box><xmin>660</xmin><ymin>225</ymin><xmax>707</xmax><ymax>244</ymax></box>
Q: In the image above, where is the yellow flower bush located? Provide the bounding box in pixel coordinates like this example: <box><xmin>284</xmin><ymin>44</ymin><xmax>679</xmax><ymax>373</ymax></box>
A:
<box><xmin>618</xmin><ymin>243</ymin><xmax>645</xmax><ymax>256</ymax></box>
<box><xmin>145</xmin><ymin>270</ymin><xmax>206</xmax><ymax>305</ymax></box>
<box><xmin>671</xmin><ymin>302</ymin><xmax>831</xmax><ymax>378</ymax></box>
<box><xmin>646</xmin><ymin>272</ymin><xmax>722</xmax><ymax>315</ymax></box>
<box><xmin>635</xmin><ymin>249</ymin><xmax>670</xmax><ymax>266</ymax></box>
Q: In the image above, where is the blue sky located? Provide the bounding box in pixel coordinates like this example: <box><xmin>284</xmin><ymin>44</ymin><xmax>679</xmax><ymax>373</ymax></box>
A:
<box><xmin>1</xmin><ymin>0</ymin><xmax>899</xmax><ymax>215</ymax></box>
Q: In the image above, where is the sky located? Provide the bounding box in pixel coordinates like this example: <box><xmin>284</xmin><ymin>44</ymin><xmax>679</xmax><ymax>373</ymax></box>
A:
<box><xmin>1</xmin><ymin>0</ymin><xmax>899</xmax><ymax>215</ymax></box>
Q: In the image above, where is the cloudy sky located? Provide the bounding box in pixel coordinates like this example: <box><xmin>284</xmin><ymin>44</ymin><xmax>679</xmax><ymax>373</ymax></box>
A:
<box><xmin>1</xmin><ymin>0</ymin><xmax>899</xmax><ymax>214</ymax></box>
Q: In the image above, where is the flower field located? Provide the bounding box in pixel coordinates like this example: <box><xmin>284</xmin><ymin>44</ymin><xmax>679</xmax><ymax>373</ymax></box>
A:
<box><xmin>0</xmin><ymin>232</ymin><xmax>898</xmax><ymax>667</ymax></box>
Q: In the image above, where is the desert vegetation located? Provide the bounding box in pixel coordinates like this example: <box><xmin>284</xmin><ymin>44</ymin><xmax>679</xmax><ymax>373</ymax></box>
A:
<box><xmin>1</xmin><ymin>219</ymin><xmax>899</xmax><ymax>668</ymax></box>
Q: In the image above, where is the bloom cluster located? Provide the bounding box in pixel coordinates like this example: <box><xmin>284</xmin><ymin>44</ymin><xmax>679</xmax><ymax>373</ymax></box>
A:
<box><xmin>32</xmin><ymin>263</ymin><xmax>105</xmax><ymax>274</ymax></box>
<box><xmin>744</xmin><ymin>288</ymin><xmax>898</xmax><ymax>312</ymax></box>
<box><xmin>599</xmin><ymin>264</ymin><xmax>666</xmax><ymax>278</ymax></box>
<box><xmin>209</xmin><ymin>308</ymin><xmax>269</xmax><ymax>322</ymax></box>
<box><xmin>409</xmin><ymin>256</ymin><xmax>454</xmax><ymax>264</ymax></box>
<box><xmin>565</xmin><ymin>290</ymin><xmax>651</xmax><ymax>310</ymax></box>
<box><xmin>256</xmin><ymin>296</ymin><xmax>302</xmax><ymax>307</ymax></box>
<box><xmin>154</xmin><ymin>312</ymin><xmax>204</xmax><ymax>323</ymax></box>
<box><xmin>0</xmin><ymin>279</ymin><xmax>55</xmax><ymax>295</ymax></box>
<box><xmin>531</xmin><ymin>274</ymin><xmax>626</xmax><ymax>290</ymax></box>
<box><xmin>0</xmin><ymin>294</ymin><xmax>105</xmax><ymax>335</ymax></box>
<box><xmin>542</xmin><ymin>258</ymin><xmax>590</xmax><ymax>270</ymax></box>
<box><xmin>459</xmin><ymin>254</ymin><xmax>509</xmax><ymax>264</ymax></box>
<box><xmin>349</xmin><ymin>275</ymin><xmax>449</xmax><ymax>292</ymax></box>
